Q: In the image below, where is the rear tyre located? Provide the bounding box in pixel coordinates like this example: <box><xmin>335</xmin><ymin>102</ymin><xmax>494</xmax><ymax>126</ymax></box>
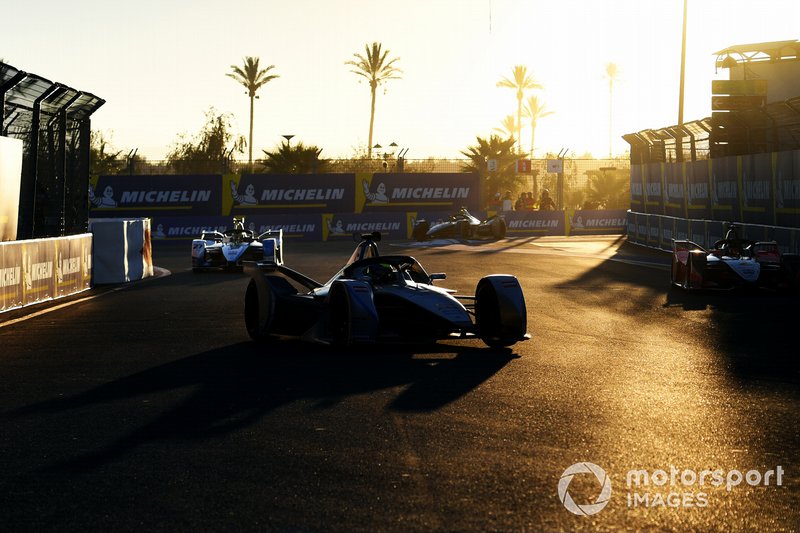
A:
<box><xmin>412</xmin><ymin>221</ymin><xmax>430</xmax><ymax>241</ymax></box>
<box><xmin>490</xmin><ymin>217</ymin><xmax>506</xmax><ymax>239</ymax></box>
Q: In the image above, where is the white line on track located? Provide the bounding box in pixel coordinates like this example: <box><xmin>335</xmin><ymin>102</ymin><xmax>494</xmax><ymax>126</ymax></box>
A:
<box><xmin>0</xmin><ymin>267</ymin><xmax>171</xmax><ymax>329</ymax></box>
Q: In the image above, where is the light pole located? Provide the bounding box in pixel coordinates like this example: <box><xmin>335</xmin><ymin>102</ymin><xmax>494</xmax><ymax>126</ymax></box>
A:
<box><xmin>677</xmin><ymin>0</ymin><xmax>688</xmax><ymax>162</ymax></box>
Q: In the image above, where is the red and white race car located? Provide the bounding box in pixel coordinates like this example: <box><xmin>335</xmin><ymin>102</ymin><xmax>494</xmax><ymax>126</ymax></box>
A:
<box><xmin>671</xmin><ymin>227</ymin><xmax>800</xmax><ymax>292</ymax></box>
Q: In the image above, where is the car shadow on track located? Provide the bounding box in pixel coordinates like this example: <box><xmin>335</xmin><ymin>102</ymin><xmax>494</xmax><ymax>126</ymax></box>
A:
<box><xmin>15</xmin><ymin>341</ymin><xmax>518</xmax><ymax>471</ymax></box>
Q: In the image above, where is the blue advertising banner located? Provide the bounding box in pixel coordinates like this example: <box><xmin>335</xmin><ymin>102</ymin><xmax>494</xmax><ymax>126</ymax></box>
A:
<box><xmin>689</xmin><ymin>219</ymin><xmax>708</xmax><ymax>247</ymax></box>
<box><xmin>663</xmin><ymin>162</ymin><xmax>685</xmax><ymax>218</ymax></box>
<box><xmin>740</xmin><ymin>153</ymin><xmax>773</xmax><ymax>225</ymax></box>
<box><xmin>647</xmin><ymin>214</ymin><xmax>661</xmax><ymax>246</ymax></box>
<box><xmin>686</xmin><ymin>159</ymin><xmax>712</xmax><ymax>220</ymax></box>
<box><xmin>356</xmin><ymin>172</ymin><xmax>480</xmax><ymax>213</ymax></box>
<box><xmin>503</xmin><ymin>210</ymin><xmax>564</xmax><ymax>236</ymax></box>
<box><xmin>674</xmin><ymin>217</ymin><xmax>689</xmax><ymax>241</ymax></box>
<box><xmin>229</xmin><ymin>174</ymin><xmax>355</xmax><ymax>215</ymax></box>
<box><xmin>629</xmin><ymin>164</ymin><xmax>644</xmax><ymax>212</ymax></box>
<box><xmin>644</xmin><ymin>162</ymin><xmax>664</xmax><ymax>214</ymax></box>
<box><xmin>322</xmin><ymin>212</ymin><xmax>407</xmax><ymax>241</ymax></box>
<box><xmin>150</xmin><ymin>216</ymin><xmax>231</xmax><ymax>240</ymax></box>
<box><xmin>90</xmin><ymin>175</ymin><xmax>221</xmax><ymax>217</ymax></box>
<box><xmin>775</xmin><ymin>150</ymin><xmax>800</xmax><ymax>227</ymax></box>
<box><xmin>567</xmin><ymin>209</ymin><xmax>627</xmax><ymax>235</ymax></box>
<box><xmin>711</xmin><ymin>156</ymin><xmax>740</xmax><ymax>220</ymax></box>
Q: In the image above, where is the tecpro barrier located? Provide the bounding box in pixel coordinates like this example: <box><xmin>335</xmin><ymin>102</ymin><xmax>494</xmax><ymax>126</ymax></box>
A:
<box><xmin>89</xmin><ymin>218</ymin><xmax>153</xmax><ymax>284</ymax></box>
<box><xmin>626</xmin><ymin>211</ymin><xmax>800</xmax><ymax>254</ymax></box>
<box><xmin>0</xmin><ymin>234</ymin><xmax>93</xmax><ymax>312</ymax></box>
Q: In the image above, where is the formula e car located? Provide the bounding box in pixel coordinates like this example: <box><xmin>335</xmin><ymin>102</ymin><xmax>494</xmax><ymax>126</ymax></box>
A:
<box><xmin>670</xmin><ymin>227</ymin><xmax>800</xmax><ymax>291</ymax></box>
<box><xmin>192</xmin><ymin>217</ymin><xmax>283</xmax><ymax>272</ymax></box>
<box><xmin>412</xmin><ymin>207</ymin><xmax>506</xmax><ymax>241</ymax></box>
<box><xmin>244</xmin><ymin>232</ymin><xmax>529</xmax><ymax>348</ymax></box>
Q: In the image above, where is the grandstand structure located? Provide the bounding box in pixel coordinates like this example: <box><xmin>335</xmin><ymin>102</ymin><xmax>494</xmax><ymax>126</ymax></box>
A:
<box><xmin>1</xmin><ymin>62</ymin><xmax>104</xmax><ymax>239</ymax></box>
<box><xmin>624</xmin><ymin>40</ymin><xmax>800</xmax><ymax>163</ymax></box>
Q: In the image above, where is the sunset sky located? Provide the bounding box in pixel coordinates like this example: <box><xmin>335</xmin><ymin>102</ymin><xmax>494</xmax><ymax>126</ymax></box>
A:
<box><xmin>3</xmin><ymin>0</ymin><xmax>798</xmax><ymax>160</ymax></box>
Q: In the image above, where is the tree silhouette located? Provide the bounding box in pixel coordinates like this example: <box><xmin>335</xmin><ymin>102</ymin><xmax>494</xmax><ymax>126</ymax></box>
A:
<box><xmin>346</xmin><ymin>42</ymin><xmax>402</xmax><ymax>158</ymax></box>
<box><xmin>523</xmin><ymin>95</ymin><xmax>554</xmax><ymax>158</ymax></box>
<box><xmin>166</xmin><ymin>108</ymin><xmax>245</xmax><ymax>174</ymax></box>
<box><xmin>493</xmin><ymin>114</ymin><xmax>518</xmax><ymax>142</ymax></box>
<box><xmin>497</xmin><ymin>65</ymin><xmax>542</xmax><ymax>154</ymax></box>
<box><xmin>260</xmin><ymin>140</ymin><xmax>328</xmax><ymax>174</ymax></box>
<box><xmin>461</xmin><ymin>135</ymin><xmax>521</xmax><ymax>200</ymax></box>
<box><xmin>226</xmin><ymin>56</ymin><xmax>279</xmax><ymax>166</ymax></box>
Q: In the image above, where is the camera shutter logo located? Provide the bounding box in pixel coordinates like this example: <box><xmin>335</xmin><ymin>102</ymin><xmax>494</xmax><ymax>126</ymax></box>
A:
<box><xmin>558</xmin><ymin>462</ymin><xmax>612</xmax><ymax>516</ymax></box>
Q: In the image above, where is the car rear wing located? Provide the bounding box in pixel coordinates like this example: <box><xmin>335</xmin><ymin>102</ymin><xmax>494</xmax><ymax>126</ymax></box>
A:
<box><xmin>672</xmin><ymin>239</ymin><xmax>707</xmax><ymax>253</ymax></box>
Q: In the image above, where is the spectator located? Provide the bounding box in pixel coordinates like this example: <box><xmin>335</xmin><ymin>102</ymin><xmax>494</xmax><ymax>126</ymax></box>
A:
<box><xmin>486</xmin><ymin>192</ymin><xmax>502</xmax><ymax>216</ymax></box>
<box><xmin>539</xmin><ymin>189</ymin><xmax>556</xmax><ymax>210</ymax></box>
<box><xmin>502</xmin><ymin>190</ymin><xmax>514</xmax><ymax>212</ymax></box>
<box><xmin>514</xmin><ymin>192</ymin><xmax>526</xmax><ymax>211</ymax></box>
<box><xmin>524</xmin><ymin>192</ymin><xmax>536</xmax><ymax>210</ymax></box>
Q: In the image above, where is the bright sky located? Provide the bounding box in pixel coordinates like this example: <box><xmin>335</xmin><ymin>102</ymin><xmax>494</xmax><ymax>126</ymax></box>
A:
<box><xmin>3</xmin><ymin>0</ymin><xmax>798</xmax><ymax>160</ymax></box>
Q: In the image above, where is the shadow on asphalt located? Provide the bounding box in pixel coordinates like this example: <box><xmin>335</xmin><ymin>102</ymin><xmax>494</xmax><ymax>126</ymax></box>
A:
<box><xmin>561</xmin><ymin>243</ymin><xmax>800</xmax><ymax>385</ymax></box>
<box><xmin>13</xmin><ymin>341</ymin><xmax>517</xmax><ymax>471</ymax></box>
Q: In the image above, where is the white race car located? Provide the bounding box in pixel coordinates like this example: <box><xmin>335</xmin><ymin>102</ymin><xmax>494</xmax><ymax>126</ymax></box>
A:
<box><xmin>192</xmin><ymin>217</ymin><xmax>282</xmax><ymax>272</ymax></box>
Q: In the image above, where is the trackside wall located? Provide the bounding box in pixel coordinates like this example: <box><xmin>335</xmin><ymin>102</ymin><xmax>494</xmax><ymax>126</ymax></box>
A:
<box><xmin>0</xmin><ymin>234</ymin><xmax>93</xmax><ymax>312</ymax></box>
<box><xmin>626</xmin><ymin>210</ymin><xmax>800</xmax><ymax>254</ymax></box>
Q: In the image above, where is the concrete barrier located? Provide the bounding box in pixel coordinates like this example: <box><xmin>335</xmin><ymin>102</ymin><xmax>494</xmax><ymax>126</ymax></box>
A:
<box><xmin>0</xmin><ymin>234</ymin><xmax>92</xmax><ymax>312</ymax></box>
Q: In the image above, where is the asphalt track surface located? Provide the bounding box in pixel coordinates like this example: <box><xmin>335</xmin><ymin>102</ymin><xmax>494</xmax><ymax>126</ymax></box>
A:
<box><xmin>1</xmin><ymin>235</ymin><xmax>798</xmax><ymax>532</ymax></box>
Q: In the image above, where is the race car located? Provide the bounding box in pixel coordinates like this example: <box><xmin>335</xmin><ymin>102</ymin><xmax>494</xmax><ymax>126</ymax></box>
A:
<box><xmin>243</xmin><ymin>232</ymin><xmax>529</xmax><ymax>348</ymax></box>
<box><xmin>192</xmin><ymin>217</ymin><xmax>283</xmax><ymax>272</ymax></box>
<box><xmin>412</xmin><ymin>207</ymin><xmax>506</xmax><ymax>241</ymax></box>
<box><xmin>670</xmin><ymin>226</ymin><xmax>800</xmax><ymax>291</ymax></box>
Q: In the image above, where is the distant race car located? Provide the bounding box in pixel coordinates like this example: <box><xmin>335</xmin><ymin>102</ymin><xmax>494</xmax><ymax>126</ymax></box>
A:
<box><xmin>192</xmin><ymin>217</ymin><xmax>283</xmax><ymax>272</ymax></box>
<box><xmin>243</xmin><ymin>232</ymin><xmax>529</xmax><ymax>348</ymax></box>
<box><xmin>670</xmin><ymin>225</ymin><xmax>800</xmax><ymax>291</ymax></box>
<box><xmin>412</xmin><ymin>207</ymin><xmax>506</xmax><ymax>241</ymax></box>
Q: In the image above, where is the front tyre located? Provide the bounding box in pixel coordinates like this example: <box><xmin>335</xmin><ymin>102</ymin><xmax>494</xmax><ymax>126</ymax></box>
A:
<box><xmin>244</xmin><ymin>278</ymin><xmax>274</xmax><ymax>341</ymax></box>
<box><xmin>475</xmin><ymin>276</ymin><xmax>527</xmax><ymax>348</ymax></box>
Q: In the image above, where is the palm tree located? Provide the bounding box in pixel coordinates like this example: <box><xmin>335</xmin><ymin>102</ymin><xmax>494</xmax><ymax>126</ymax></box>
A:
<box><xmin>523</xmin><ymin>95</ymin><xmax>554</xmax><ymax>158</ymax></box>
<box><xmin>461</xmin><ymin>135</ymin><xmax>521</xmax><ymax>200</ymax></box>
<box><xmin>260</xmin><ymin>140</ymin><xmax>328</xmax><ymax>174</ymax></box>
<box><xmin>346</xmin><ymin>42</ymin><xmax>402</xmax><ymax>158</ymax></box>
<box><xmin>493</xmin><ymin>114</ymin><xmax>518</xmax><ymax>142</ymax></box>
<box><xmin>497</xmin><ymin>65</ymin><xmax>542</xmax><ymax>154</ymax></box>
<box><xmin>604</xmin><ymin>62</ymin><xmax>620</xmax><ymax>158</ymax></box>
<box><xmin>226</xmin><ymin>56</ymin><xmax>279</xmax><ymax>166</ymax></box>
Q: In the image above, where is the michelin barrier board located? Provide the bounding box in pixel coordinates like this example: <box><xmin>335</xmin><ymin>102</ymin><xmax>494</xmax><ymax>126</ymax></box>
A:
<box><xmin>0</xmin><ymin>136</ymin><xmax>23</xmax><ymax>241</ymax></box>
<box><xmin>632</xmin><ymin>149</ymin><xmax>800</xmax><ymax>229</ymax></box>
<box><xmin>91</xmin><ymin>172</ymin><xmax>482</xmax><ymax>219</ymax></box>
<box><xmin>0</xmin><ymin>234</ymin><xmax>92</xmax><ymax>312</ymax></box>
<box><xmin>148</xmin><ymin>209</ymin><xmax>628</xmax><ymax>242</ymax></box>
<box><xmin>89</xmin><ymin>218</ymin><xmax>153</xmax><ymax>284</ymax></box>
<box><xmin>627</xmin><ymin>210</ymin><xmax>800</xmax><ymax>255</ymax></box>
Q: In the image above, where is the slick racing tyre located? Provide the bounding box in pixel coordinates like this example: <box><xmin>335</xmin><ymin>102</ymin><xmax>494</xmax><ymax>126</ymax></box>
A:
<box><xmin>490</xmin><ymin>217</ymin><xmax>506</xmax><ymax>239</ymax></box>
<box><xmin>412</xmin><ymin>221</ymin><xmax>430</xmax><ymax>241</ymax></box>
<box><xmin>458</xmin><ymin>220</ymin><xmax>474</xmax><ymax>239</ymax></box>
<box><xmin>244</xmin><ymin>278</ymin><xmax>275</xmax><ymax>342</ymax></box>
<box><xmin>475</xmin><ymin>276</ymin><xmax>526</xmax><ymax>348</ymax></box>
